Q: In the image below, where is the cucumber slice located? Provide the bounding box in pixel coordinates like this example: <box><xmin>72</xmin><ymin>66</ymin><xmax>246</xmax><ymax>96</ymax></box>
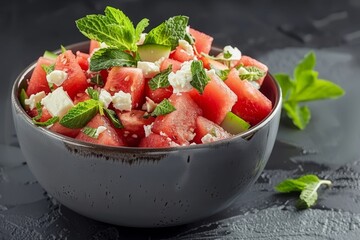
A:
<box><xmin>220</xmin><ymin>112</ymin><xmax>250</xmax><ymax>135</ymax></box>
<box><xmin>138</xmin><ymin>44</ymin><xmax>171</xmax><ymax>62</ymax></box>
<box><xmin>19</xmin><ymin>88</ymin><xmax>29</xmax><ymax>110</ymax></box>
<box><xmin>43</xmin><ymin>50</ymin><xmax>58</xmax><ymax>60</ymax></box>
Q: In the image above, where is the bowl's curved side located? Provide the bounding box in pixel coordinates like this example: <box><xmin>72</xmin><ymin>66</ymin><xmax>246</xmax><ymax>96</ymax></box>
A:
<box><xmin>11</xmin><ymin>41</ymin><xmax>281</xmax><ymax>227</ymax></box>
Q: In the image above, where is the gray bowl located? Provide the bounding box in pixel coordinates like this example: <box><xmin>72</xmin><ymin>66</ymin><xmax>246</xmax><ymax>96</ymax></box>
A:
<box><xmin>11</xmin><ymin>41</ymin><xmax>282</xmax><ymax>227</ymax></box>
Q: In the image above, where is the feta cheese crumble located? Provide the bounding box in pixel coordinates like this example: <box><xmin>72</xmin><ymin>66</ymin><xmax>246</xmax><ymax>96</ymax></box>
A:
<box><xmin>201</xmin><ymin>133</ymin><xmax>218</xmax><ymax>144</ymax></box>
<box><xmin>24</xmin><ymin>91</ymin><xmax>46</xmax><ymax>110</ymax></box>
<box><xmin>46</xmin><ymin>70</ymin><xmax>68</xmax><ymax>86</ymax></box>
<box><xmin>142</xmin><ymin>97</ymin><xmax>157</xmax><ymax>113</ymax></box>
<box><xmin>168</xmin><ymin>61</ymin><xmax>194</xmax><ymax>93</ymax></box>
<box><xmin>178</xmin><ymin>39</ymin><xmax>194</xmax><ymax>56</ymax></box>
<box><xmin>112</xmin><ymin>91</ymin><xmax>132</xmax><ymax>111</ymax></box>
<box><xmin>137</xmin><ymin>33</ymin><xmax>147</xmax><ymax>45</ymax></box>
<box><xmin>137</xmin><ymin>61</ymin><xmax>160</xmax><ymax>78</ymax></box>
<box><xmin>223</xmin><ymin>45</ymin><xmax>242</xmax><ymax>61</ymax></box>
<box><xmin>99</xmin><ymin>89</ymin><xmax>112</xmax><ymax>108</ymax></box>
<box><xmin>40</xmin><ymin>87</ymin><xmax>74</xmax><ymax>118</ymax></box>
<box><xmin>95</xmin><ymin>126</ymin><xmax>107</xmax><ymax>138</ymax></box>
<box><xmin>143</xmin><ymin>123</ymin><xmax>154</xmax><ymax>137</ymax></box>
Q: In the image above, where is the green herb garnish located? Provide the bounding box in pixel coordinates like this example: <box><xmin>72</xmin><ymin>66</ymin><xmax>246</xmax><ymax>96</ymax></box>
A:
<box><xmin>190</xmin><ymin>60</ymin><xmax>210</xmax><ymax>94</ymax></box>
<box><xmin>143</xmin><ymin>15</ymin><xmax>189</xmax><ymax>50</ymax></box>
<box><xmin>76</xmin><ymin>6</ymin><xmax>149</xmax><ymax>52</ymax></box>
<box><xmin>213</xmin><ymin>68</ymin><xmax>230</xmax><ymax>81</ymax></box>
<box><xmin>90</xmin><ymin>74</ymin><xmax>104</xmax><ymax>87</ymax></box>
<box><xmin>41</xmin><ymin>64</ymin><xmax>55</xmax><ymax>75</ymax></box>
<box><xmin>86</xmin><ymin>87</ymin><xmax>99</xmax><ymax>100</ymax></box>
<box><xmin>33</xmin><ymin>116</ymin><xmax>59</xmax><ymax>127</ymax></box>
<box><xmin>81</xmin><ymin>126</ymin><xmax>98</xmax><ymax>138</ymax></box>
<box><xmin>239</xmin><ymin>66</ymin><xmax>266</xmax><ymax>81</ymax></box>
<box><xmin>104</xmin><ymin>108</ymin><xmax>123</xmax><ymax>128</ymax></box>
<box><xmin>89</xmin><ymin>48</ymin><xmax>136</xmax><ymax>71</ymax></box>
<box><xmin>60</xmin><ymin>99</ymin><xmax>99</xmax><ymax>129</ymax></box>
<box><xmin>275</xmin><ymin>174</ymin><xmax>332</xmax><ymax>209</ymax></box>
<box><xmin>148</xmin><ymin>65</ymin><xmax>172</xmax><ymax>90</ymax></box>
<box><xmin>19</xmin><ymin>88</ymin><xmax>29</xmax><ymax>110</ymax></box>
<box><xmin>32</xmin><ymin>102</ymin><xmax>43</xmax><ymax>121</ymax></box>
<box><xmin>151</xmin><ymin>99</ymin><xmax>176</xmax><ymax>117</ymax></box>
<box><xmin>274</xmin><ymin>51</ymin><xmax>345</xmax><ymax>130</ymax></box>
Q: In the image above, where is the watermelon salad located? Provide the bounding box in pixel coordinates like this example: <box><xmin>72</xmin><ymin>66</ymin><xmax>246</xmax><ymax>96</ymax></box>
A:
<box><xmin>19</xmin><ymin>6</ymin><xmax>272</xmax><ymax>148</ymax></box>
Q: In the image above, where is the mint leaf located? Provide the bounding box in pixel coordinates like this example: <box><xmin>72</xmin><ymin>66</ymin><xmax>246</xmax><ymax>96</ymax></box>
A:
<box><xmin>223</xmin><ymin>51</ymin><xmax>232</xmax><ymax>59</ymax></box>
<box><xmin>294</xmin><ymin>51</ymin><xmax>316</xmax><ymax>80</ymax></box>
<box><xmin>61</xmin><ymin>45</ymin><xmax>67</xmax><ymax>53</ymax></box>
<box><xmin>148</xmin><ymin>65</ymin><xmax>172</xmax><ymax>90</ymax></box>
<box><xmin>144</xmin><ymin>15</ymin><xmax>189</xmax><ymax>50</ymax></box>
<box><xmin>104</xmin><ymin>108</ymin><xmax>123</xmax><ymax>128</ymax></box>
<box><xmin>90</xmin><ymin>48</ymin><xmax>136</xmax><ymax>71</ymax></box>
<box><xmin>239</xmin><ymin>66</ymin><xmax>266</xmax><ymax>81</ymax></box>
<box><xmin>41</xmin><ymin>64</ymin><xmax>55</xmax><ymax>75</ymax></box>
<box><xmin>60</xmin><ymin>99</ymin><xmax>99</xmax><ymax>129</ymax></box>
<box><xmin>151</xmin><ymin>99</ymin><xmax>176</xmax><ymax>117</ymax></box>
<box><xmin>19</xmin><ymin>88</ymin><xmax>29</xmax><ymax>110</ymax></box>
<box><xmin>275</xmin><ymin>174</ymin><xmax>331</xmax><ymax>209</ymax></box>
<box><xmin>81</xmin><ymin>126</ymin><xmax>98</xmax><ymax>138</ymax></box>
<box><xmin>33</xmin><ymin>116</ymin><xmax>59</xmax><ymax>127</ymax></box>
<box><xmin>184</xmin><ymin>31</ymin><xmax>195</xmax><ymax>45</ymax></box>
<box><xmin>86</xmin><ymin>87</ymin><xmax>99</xmax><ymax>100</ymax></box>
<box><xmin>190</xmin><ymin>60</ymin><xmax>210</xmax><ymax>94</ymax></box>
<box><xmin>274</xmin><ymin>51</ymin><xmax>345</xmax><ymax>130</ymax></box>
<box><xmin>32</xmin><ymin>102</ymin><xmax>43</xmax><ymax>121</ymax></box>
<box><xmin>215</xmin><ymin>69</ymin><xmax>230</xmax><ymax>81</ymax></box>
<box><xmin>76</xmin><ymin>7</ymin><xmax>147</xmax><ymax>52</ymax></box>
<box><xmin>90</xmin><ymin>74</ymin><xmax>104</xmax><ymax>87</ymax></box>
<box><xmin>283</xmin><ymin>102</ymin><xmax>311</xmax><ymax>130</ymax></box>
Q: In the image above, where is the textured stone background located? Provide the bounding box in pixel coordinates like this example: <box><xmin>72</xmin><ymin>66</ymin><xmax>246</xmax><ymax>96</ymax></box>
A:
<box><xmin>1</xmin><ymin>0</ymin><xmax>360</xmax><ymax>239</ymax></box>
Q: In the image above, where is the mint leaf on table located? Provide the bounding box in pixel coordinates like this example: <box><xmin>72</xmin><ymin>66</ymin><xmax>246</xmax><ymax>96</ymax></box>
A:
<box><xmin>148</xmin><ymin>65</ymin><xmax>172</xmax><ymax>90</ymax></box>
<box><xmin>239</xmin><ymin>66</ymin><xmax>266</xmax><ymax>81</ymax></box>
<box><xmin>76</xmin><ymin>6</ymin><xmax>148</xmax><ymax>52</ymax></box>
<box><xmin>104</xmin><ymin>108</ymin><xmax>123</xmax><ymax>128</ymax></box>
<box><xmin>151</xmin><ymin>99</ymin><xmax>176</xmax><ymax>117</ymax></box>
<box><xmin>90</xmin><ymin>48</ymin><xmax>136</xmax><ymax>71</ymax></box>
<box><xmin>143</xmin><ymin>15</ymin><xmax>189</xmax><ymax>50</ymax></box>
<box><xmin>60</xmin><ymin>99</ymin><xmax>99</xmax><ymax>129</ymax></box>
<box><xmin>191</xmin><ymin>60</ymin><xmax>210</xmax><ymax>94</ymax></box>
<box><xmin>275</xmin><ymin>174</ymin><xmax>332</xmax><ymax>209</ymax></box>
<box><xmin>274</xmin><ymin>51</ymin><xmax>345</xmax><ymax>130</ymax></box>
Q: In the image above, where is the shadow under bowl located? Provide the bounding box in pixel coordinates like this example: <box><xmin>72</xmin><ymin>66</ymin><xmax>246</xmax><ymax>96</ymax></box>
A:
<box><xmin>11</xmin><ymin>41</ymin><xmax>282</xmax><ymax>227</ymax></box>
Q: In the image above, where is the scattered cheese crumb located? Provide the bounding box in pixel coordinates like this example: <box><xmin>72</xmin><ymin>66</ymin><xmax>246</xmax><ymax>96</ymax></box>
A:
<box><xmin>178</xmin><ymin>39</ymin><xmax>194</xmax><ymax>56</ymax></box>
<box><xmin>201</xmin><ymin>133</ymin><xmax>218</xmax><ymax>144</ymax></box>
<box><xmin>46</xmin><ymin>70</ymin><xmax>68</xmax><ymax>86</ymax></box>
<box><xmin>112</xmin><ymin>91</ymin><xmax>132</xmax><ymax>111</ymax></box>
<box><xmin>24</xmin><ymin>91</ymin><xmax>46</xmax><ymax>110</ymax></box>
<box><xmin>95</xmin><ymin>126</ymin><xmax>107</xmax><ymax>138</ymax></box>
<box><xmin>40</xmin><ymin>87</ymin><xmax>74</xmax><ymax>118</ymax></box>
<box><xmin>137</xmin><ymin>33</ymin><xmax>147</xmax><ymax>45</ymax></box>
<box><xmin>142</xmin><ymin>97</ymin><xmax>157</xmax><ymax>113</ymax></box>
<box><xmin>168</xmin><ymin>61</ymin><xmax>193</xmax><ymax>93</ymax></box>
<box><xmin>223</xmin><ymin>45</ymin><xmax>242</xmax><ymax>61</ymax></box>
<box><xmin>143</xmin><ymin>123</ymin><xmax>154</xmax><ymax>137</ymax></box>
<box><xmin>99</xmin><ymin>89</ymin><xmax>112</xmax><ymax>108</ymax></box>
<box><xmin>137</xmin><ymin>61</ymin><xmax>160</xmax><ymax>78</ymax></box>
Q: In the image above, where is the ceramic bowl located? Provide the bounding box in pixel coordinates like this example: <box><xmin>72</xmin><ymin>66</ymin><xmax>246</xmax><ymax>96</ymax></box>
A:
<box><xmin>11</xmin><ymin>41</ymin><xmax>281</xmax><ymax>227</ymax></box>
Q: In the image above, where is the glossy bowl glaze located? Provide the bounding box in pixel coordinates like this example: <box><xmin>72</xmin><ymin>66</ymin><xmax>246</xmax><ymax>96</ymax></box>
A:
<box><xmin>11</xmin><ymin>41</ymin><xmax>281</xmax><ymax>227</ymax></box>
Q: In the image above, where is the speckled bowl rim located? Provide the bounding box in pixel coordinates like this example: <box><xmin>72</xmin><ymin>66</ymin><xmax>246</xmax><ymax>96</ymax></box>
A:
<box><xmin>11</xmin><ymin>41</ymin><xmax>282</xmax><ymax>153</ymax></box>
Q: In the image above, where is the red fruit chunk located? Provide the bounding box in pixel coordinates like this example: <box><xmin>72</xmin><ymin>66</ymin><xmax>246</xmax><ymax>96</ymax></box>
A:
<box><xmin>189</xmin><ymin>71</ymin><xmax>237</xmax><ymax>125</ymax></box>
<box><xmin>104</xmin><ymin>67</ymin><xmax>145</xmax><ymax>109</ymax></box>
<box><xmin>189</xmin><ymin>28</ymin><xmax>213</xmax><ymax>55</ymax></box>
<box><xmin>50</xmin><ymin>122</ymin><xmax>80</xmax><ymax>138</ymax></box>
<box><xmin>76</xmin><ymin>114</ymin><xmax>126</xmax><ymax>147</ymax></box>
<box><xmin>117</xmin><ymin>110</ymin><xmax>155</xmax><ymax>147</ymax></box>
<box><xmin>152</xmin><ymin>93</ymin><xmax>202</xmax><ymax>145</ymax></box>
<box><xmin>160</xmin><ymin>58</ymin><xmax>182</xmax><ymax>72</ymax></box>
<box><xmin>170</xmin><ymin>46</ymin><xmax>194</xmax><ymax>62</ymax></box>
<box><xmin>55</xmin><ymin>50</ymin><xmax>89</xmax><ymax>100</ymax></box>
<box><xmin>76</xmin><ymin>51</ymin><xmax>90</xmax><ymax>71</ymax></box>
<box><xmin>28</xmin><ymin>107</ymin><xmax>52</xmax><ymax>122</ymax></box>
<box><xmin>73</xmin><ymin>92</ymin><xmax>91</xmax><ymax>105</ymax></box>
<box><xmin>89</xmin><ymin>39</ymin><xmax>100</xmax><ymax>54</ymax></box>
<box><xmin>236</xmin><ymin>55</ymin><xmax>268</xmax><ymax>86</ymax></box>
<box><xmin>193</xmin><ymin>116</ymin><xmax>232</xmax><ymax>144</ymax></box>
<box><xmin>139</xmin><ymin>133</ymin><xmax>174</xmax><ymax>148</ymax></box>
<box><xmin>225</xmin><ymin>69</ymin><xmax>272</xmax><ymax>126</ymax></box>
<box><xmin>145</xmin><ymin>78</ymin><xmax>173</xmax><ymax>103</ymax></box>
<box><xmin>26</xmin><ymin>57</ymin><xmax>54</xmax><ymax>96</ymax></box>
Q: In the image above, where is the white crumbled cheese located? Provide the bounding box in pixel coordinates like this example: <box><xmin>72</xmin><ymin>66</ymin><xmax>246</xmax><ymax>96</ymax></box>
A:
<box><xmin>95</xmin><ymin>126</ymin><xmax>107</xmax><ymax>138</ymax></box>
<box><xmin>112</xmin><ymin>91</ymin><xmax>132</xmax><ymax>111</ymax></box>
<box><xmin>201</xmin><ymin>133</ymin><xmax>218</xmax><ymax>144</ymax></box>
<box><xmin>154</xmin><ymin>57</ymin><xmax>166</xmax><ymax>67</ymax></box>
<box><xmin>178</xmin><ymin>39</ymin><xmax>194</xmax><ymax>55</ymax></box>
<box><xmin>223</xmin><ymin>45</ymin><xmax>242</xmax><ymax>61</ymax></box>
<box><xmin>24</xmin><ymin>91</ymin><xmax>46</xmax><ymax>110</ymax></box>
<box><xmin>137</xmin><ymin>33</ymin><xmax>147</xmax><ymax>45</ymax></box>
<box><xmin>168</xmin><ymin>61</ymin><xmax>194</xmax><ymax>93</ymax></box>
<box><xmin>46</xmin><ymin>70</ymin><xmax>68</xmax><ymax>86</ymax></box>
<box><xmin>99</xmin><ymin>89</ymin><xmax>112</xmax><ymax>108</ymax></box>
<box><xmin>40</xmin><ymin>87</ymin><xmax>74</xmax><ymax>118</ymax></box>
<box><xmin>238</xmin><ymin>66</ymin><xmax>249</xmax><ymax>75</ymax></box>
<box><xmin>143</xmin><ymin>123</ymin><xmax>154</xmax><ymax>137</ymax></box>
<box><xmin>137</xmin><ymin>61</ymin><xmax>160</xmax><ymax>78</ymax></box>
<box><xmin>142</xmin><ymin>97</ymin><xmax>157</xmax><ymax>113</ymax></box>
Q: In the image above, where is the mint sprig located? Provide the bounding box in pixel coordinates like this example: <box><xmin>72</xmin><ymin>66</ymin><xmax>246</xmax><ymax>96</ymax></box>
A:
<box><xmin>275</xmin><ymin>174</ymin><xmax>332</xmax><ymax>209</ymax></box>
<box><xmin>190</xmin><ymin>60</ymin><xmax>210</xmax><ymax>94</ymax></box>
<box><xmin>60</xmin><ymin>99</ymin><xmax>99</xmax><ymax>129</ymax></box>
<box><xmin>41</xmin><ymin>64</ymin><xmax>55</xmax><ymax>75</ymax></box>
<box><xmin>76</xmin><ymin>6</ymin><xmax>149</xmax><ymax>52</ymax></box>
<box><xmin>33</xmin><ymin>116</ymin><xmax>59</xmax><ymax>127</ymax></box>
<box><xmin>32</xmin><ymin>102</ymin><xmax>43</xmax><ymax>121</ymax></box>
<box><xmin>86</xmin><ymin>87</ymin><xmax>99</xmax><ymax>100</ymax></box>
<box><xmin>104</xmin><ymin>108</ymin><xmax>123</xmax><ymax>128</ymax></box>
<box><xmin>148</xmin><ymin>65</ymin><xmax>172</xmax><ymax>90</ymax></box>
<box><xmin>144</xmin><ymin>15</ymin><xmax>189</xmax><ymax>50</ymax></box>
<box><xmin>274</xmin><ymin>51</ymin><xmax>345</xmax><ymax>130</ymax></box>
<box><xmin>90</xmin><ymin>74</ymin><xmax>104</xmax><ymax>87</ymax></box>
<box><xmin>81</xmin><ymin>126</ymin><xmax>98</xmax><ymax>139</ymax></box>
<box><xmin>90</xmin><ymin>48</ymin><xmax>136</xmax><ymax>71</ymax></box>
<box><xmin>239</xmin><ymin>66</ymin><xmax>265</xmax><ymax>81</ymax></box>
<box><xmin>151</xmin><ymin>99</ymin><xmax>176</xmax><ymax>117</ymax></box>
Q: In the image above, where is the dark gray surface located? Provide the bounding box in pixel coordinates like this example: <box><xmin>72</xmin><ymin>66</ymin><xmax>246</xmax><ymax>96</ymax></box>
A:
<box><xmin>1</xmin><ymin>0</ymin><xmax>360</xmax><ymax>239</ymax></box>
